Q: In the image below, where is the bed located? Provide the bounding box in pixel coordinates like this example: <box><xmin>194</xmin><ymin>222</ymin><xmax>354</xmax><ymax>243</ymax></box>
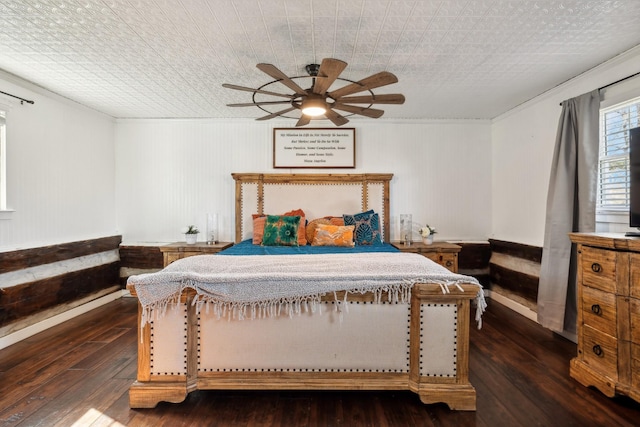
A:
<box><xmin>126</xmin><ymin>173</ymin><xmax>485</xmax><ymax>410</ymax></box>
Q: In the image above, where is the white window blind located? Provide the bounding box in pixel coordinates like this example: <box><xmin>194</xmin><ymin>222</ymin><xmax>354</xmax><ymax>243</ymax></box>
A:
<box><xmin>598</xmin><ymin>98</ymin><xmax>640</xmax><ymax>211</ymax></box>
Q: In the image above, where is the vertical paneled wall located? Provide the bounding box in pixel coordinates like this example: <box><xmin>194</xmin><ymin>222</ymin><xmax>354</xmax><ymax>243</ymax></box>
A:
<box><xmin>115</xmin><ymin>119</ymin><xmax>492</xmax><ymax>244</ymax></box>
<box><xmin>488</xmin><ymin>45</ymin><xmax>640</xmax><ymax>316</ymax></box>
<box><xmin>0</xmin><ymin>73</ymin><xmax>120</xmax><ymax>344</ymax></box>
<box><xmin>491</xmin><ymin>46</ymin><xmax>640</xmax><ymax>247</ymax></box>
<box><xmin>0</xmin><ymin>73</ymin><xmax>116</xmax><ymax>252</ymax></box>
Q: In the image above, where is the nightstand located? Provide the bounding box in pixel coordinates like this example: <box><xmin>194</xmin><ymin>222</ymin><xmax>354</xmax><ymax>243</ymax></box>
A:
<box><xmin>160</xmin><ymin>241</ymin><xmax>233</xmax><ymax>267</ymax></box>
<box><xmin>392</xmin><ymin>241</ymin><xmax>460</xmax><ymax>273</ymax></box>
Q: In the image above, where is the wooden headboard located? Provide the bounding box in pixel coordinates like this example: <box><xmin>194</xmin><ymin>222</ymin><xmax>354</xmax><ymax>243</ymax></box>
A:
<box><xmin>231</xmin><ymin>173</ymin><xmax>393</xmax><ymax>244</ymax></box>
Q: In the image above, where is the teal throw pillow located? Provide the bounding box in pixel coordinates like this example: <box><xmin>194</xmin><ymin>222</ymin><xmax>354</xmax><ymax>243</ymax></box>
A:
<box><xmin>343</xmin><ymin>210</ymin><xmax>382</xmax><ymax>246</ymax></box>
<box><xmin>262</xmin><ymin>215</ymin><xmax>300</xmax><ymax>246</ymax></box>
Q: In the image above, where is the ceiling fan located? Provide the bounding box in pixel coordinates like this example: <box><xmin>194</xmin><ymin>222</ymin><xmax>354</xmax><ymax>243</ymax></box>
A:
<box><xmin>222</xmin><ymin>58</ymin><xmax>405</xmax><ymax>127</ymax></box>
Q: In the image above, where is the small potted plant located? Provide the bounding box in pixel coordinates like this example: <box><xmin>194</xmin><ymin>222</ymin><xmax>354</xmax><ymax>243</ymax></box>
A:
<box><xmin>182</xmin><ymin>225</ymin><xmax>199</xmax><ymax>244</ymax></box>
<box><xmin>418</xmin><ymin>225</ymin><xmax>437</xmax><ymax>245</ymax></box>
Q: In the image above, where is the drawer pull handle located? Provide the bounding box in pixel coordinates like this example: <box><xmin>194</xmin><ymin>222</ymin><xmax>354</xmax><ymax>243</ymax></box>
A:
<box><xmin>445</xmin><ymin>260</ymin><xmax>453</xmax><ymax>267</ymax></box>
<box><xmin>591</xmin><ymin>263</ymin><xmax>602</xmax><ymax>273</ymax></box>
<box><xmin>591</xmin><ymin>304</ymin><xmax>601</xmax><ymax>315</ymax></box>
<box><xmin>592</xmin><ymin>344</ymin><xmax>604</xmax><ymax>357</ymax></box>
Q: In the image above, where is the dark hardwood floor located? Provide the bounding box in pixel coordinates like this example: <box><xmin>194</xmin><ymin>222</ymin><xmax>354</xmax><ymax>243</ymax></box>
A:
<box><xmin>0</xmin><ymin>296</ymin><xmax>638</xmax><ymax>426</ymax></box>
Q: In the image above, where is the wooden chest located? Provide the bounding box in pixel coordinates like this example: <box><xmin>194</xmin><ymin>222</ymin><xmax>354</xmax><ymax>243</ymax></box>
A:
<box><xmin>569</xmin><ymin>233</ymin><xmax>640</xmax><ymax>403</ymax></box>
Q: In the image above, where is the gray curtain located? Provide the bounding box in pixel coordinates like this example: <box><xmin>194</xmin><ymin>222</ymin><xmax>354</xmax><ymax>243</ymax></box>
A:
<box><xmin>537</xmin><ymin>90</ymin><xmax>600</xmax><ymax>334</ymax></box>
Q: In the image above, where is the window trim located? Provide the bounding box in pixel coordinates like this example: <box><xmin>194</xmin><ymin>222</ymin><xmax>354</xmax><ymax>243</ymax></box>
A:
<box><xmin>596</xmin><ymin>208</ymin><xmax>628</xmax><ymax>224</ymax></box>
<box><xmin>0</xmin><ymin>102</ymin><xmax>12</xmax><ymax>219</ymax></box>
<box><xmin>596</xmin><ymin>96</ymin><xmax>640</xmax><ymax>224</ymax></box>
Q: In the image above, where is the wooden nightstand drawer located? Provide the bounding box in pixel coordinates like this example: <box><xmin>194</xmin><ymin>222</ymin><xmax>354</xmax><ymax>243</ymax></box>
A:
<box><xmin>391</xmin><ymin>241</ymin><xmax>460</xmax><ymax>273</ymax></box>
<box><xmin>581</xmin><ymin>325</ymin><xmax>618</xmax><ymax>380</ymax></box>
<box><xmin>581</xmin><ymin>246</ymin><xmax>617</xmax><ymax>293</ymax></box>
<box><xmin>582</xmin><ymin>286</ymin><xmax>617</xmax><ymax>337</ymax></box>
<box><xmin>161</xmin><ymin>242</ymin><xmax>233</xmax><ymax>267</ymax></box>
<box><xmin>164</xmin><ymin>252</ymin><xmax>182</xmax><ymax>266</ymax></box>
<box><xmin>422</xmin><ymin>252</ymin><xmax>457</xmax><ymax>272</ymax></box>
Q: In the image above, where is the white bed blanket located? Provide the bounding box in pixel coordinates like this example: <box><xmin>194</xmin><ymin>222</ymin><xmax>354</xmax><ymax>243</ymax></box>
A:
<box><xmin>128</xmin><ymin>252</ymin><xmax>485</xmax><ymax>326</ymax></box>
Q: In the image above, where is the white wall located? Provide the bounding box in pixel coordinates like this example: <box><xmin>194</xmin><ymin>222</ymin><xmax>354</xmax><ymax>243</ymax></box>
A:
<box><xmin>0</xmin><ymin>73</ymin><xmax>117</xmax><ymax>251</ymax></box>
<box><xmin>491</xmin><ymin>46</ymin><xmax>640</xmax><ymax>246</ymax></box>
<box><xmin>6</xmin><ymin>44</ymin><xmax>639</xmax><ymax>253</ymax></box>
<box><xmin>115</xmin><ymin>119</ymin><xmax>492</xmax><ymax>244</ymax></box>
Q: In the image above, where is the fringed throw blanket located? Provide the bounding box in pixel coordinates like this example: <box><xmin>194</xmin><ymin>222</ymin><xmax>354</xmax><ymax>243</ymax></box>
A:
<box><xmin>128</xmin><ymin>252</ymin><xmax>486</xmax><ymax>327</ymax></box>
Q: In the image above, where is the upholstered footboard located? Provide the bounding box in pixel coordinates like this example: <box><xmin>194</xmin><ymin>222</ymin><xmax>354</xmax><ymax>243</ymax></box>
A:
<box><xmin>128</xmin><ymin>282</ymin><xmax>479</xmax><ymax>411</ymax></box>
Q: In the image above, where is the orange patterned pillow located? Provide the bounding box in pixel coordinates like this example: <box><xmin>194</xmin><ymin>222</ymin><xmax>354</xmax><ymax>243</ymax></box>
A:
<box><xmin>311</xmin><ymin>224</ymin><xmax>355</xmax><ymax>247</ymax></box>
<box><xmin>327</xmin><ymin>216</ymin><xmax>345</xmax><ymax>226</ymax></box>
<box><xmin>305</xmin><ymin>216</ymin><xmax>345</xmax><ymax>243</ymax></box>
<box><xmin>306</xmin><ymin>218</ymin><xmax>331</xmax><ymax>243</ymax></box>
<box><xmin>252</xmin><ymin>215</ymin><xmax>266</xmax><ymax>244</ymax></box>
<box><xmin>284</xmin><ymin>208</ymin><xmax>305</xmax><ymax>217</ymax></box>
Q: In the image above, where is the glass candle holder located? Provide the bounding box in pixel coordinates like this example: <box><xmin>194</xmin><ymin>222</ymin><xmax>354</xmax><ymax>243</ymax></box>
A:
<box><xmin>400</xmin><ymin>214</ymin><xmax>412</xmax><ymax>246</ymax></box>
<box><xmin>206</xmin><ymin>213</ymin><xmax>218</xmax><ymax>244</ymax></box>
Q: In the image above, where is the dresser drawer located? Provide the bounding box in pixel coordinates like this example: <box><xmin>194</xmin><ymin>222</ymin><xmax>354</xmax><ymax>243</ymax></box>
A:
<box><xmin>581</xmin><ymin>246</ymin><xmax>617</xmax><ymax>294</ymax></box>
<box><xmin>632</xmin><ymin>343</ymin><xmax>640</xmax><ymax>391</ymax></box>
<box><xmin>581</xmin><ymin>325</ymin><xmax>618</xmax><ymax>380</ymax></box>
<box><xmin>631</xmin><ymin>298</ymin><xmax>640</xmax><ymax>344</ymax></box>
<box><xmin>582</xmin><ymin>286</ymin><xmax>617</xmax><ymax>337</ymax></box>
<box><xmin>631</xmin><ymin>253</ymin><xmax>640</xmax><ymax>299</ymax></box>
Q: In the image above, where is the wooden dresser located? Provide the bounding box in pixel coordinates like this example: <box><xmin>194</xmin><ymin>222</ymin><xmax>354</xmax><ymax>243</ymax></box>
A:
<box><xmin>569</xmin><ymin>233</ymin><xmax>640</xmax><ymax>403</ymax></box>
<box><xmin>160</xmin><ymin>241</ymin><xmax>233</xmax><ymax>267</ymax></box>
<box><xmin>392</xmin><ymin>241</ymin><xmax>460</xmax><ymax>273</ymax></box>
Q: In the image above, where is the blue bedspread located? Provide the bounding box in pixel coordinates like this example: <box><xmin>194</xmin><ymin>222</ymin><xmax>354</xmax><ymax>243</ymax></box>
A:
<box><xmin>219</xmin><ymin>239</ymin><xmax>400</xmax><ymax>255</ymax></box>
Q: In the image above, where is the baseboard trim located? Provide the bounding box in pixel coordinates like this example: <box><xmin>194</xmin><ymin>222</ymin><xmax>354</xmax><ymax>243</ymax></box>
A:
<box><xmin>488</xmin><ymin>290</ymin><xmax>538</xmax><ymax>323</ymax></box>
<box><xmin>487</xmin><ymin>290</ymin><xmax>578</xmax><ymax>343</ymax></box>
<box><xmin>0</xmin><ymin>289</ymin><xmax>127</xmax><ymax>350</ymax></box>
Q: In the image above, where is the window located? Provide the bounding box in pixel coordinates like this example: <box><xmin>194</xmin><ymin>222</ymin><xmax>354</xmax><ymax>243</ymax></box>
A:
<box><xmin>598</xmin><ymin>98</ymin><xmax>640</xmax><ymax>213</ymax></box>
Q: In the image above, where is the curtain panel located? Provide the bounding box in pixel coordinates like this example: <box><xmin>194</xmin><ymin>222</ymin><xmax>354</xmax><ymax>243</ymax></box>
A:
<box><xmin>537</xmin><ymin>90</ymin><xmax>600</xmax><ymax>334</ymax></box>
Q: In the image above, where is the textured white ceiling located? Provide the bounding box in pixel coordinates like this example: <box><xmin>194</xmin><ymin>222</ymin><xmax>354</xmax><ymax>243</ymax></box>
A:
<box><xmin>1</xmin><ymin>0</ymin><xmax>640</xmax><ymax>121</ymax></box>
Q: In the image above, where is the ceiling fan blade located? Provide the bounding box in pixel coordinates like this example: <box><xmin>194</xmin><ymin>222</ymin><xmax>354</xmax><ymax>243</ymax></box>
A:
<box><xmin>257</xmin><ymin>63</ymin><xmax>307</xmax><ymax>95</ymax></box>
<box><xmin>337</xmin><ymin>94</ymin><xmax>405</xmax><ymax>104</ymax></box>
<box><xmin>332</xmin><ymin>103</ymin><xmax>384</xmax><ymax>118</ymax></box>
<box><xmin>256</xmin><ymin>107</ymin><xmax>298</xmax><ymax>121</ymax></box>
<box><xmin>227</xmin><ymin>101</ymin><xmax>292</xmax><ymax>107</ymax></box>
<box><xmin>222</xmin><ymin>83</ymin><xmax>294</xmax><ymax>99</ymax></box>
<box><xmin>328</xmin><ymin>71</ymin><xmax>399</xmax><ymax>99</ymax></box>
<box><xmin>313</xmin><ymin>58</ymin><xmax>348</xmax><ymax>95</ymax></box>
<box><xmin>324</xmin><ymin>109</ymin><xmax>349</xmax><ymax>126</ymax></box>
<box><xmin>296</xmin><ymin>115</ymin><xmax>311</xmax><ymax>127</ymax></box>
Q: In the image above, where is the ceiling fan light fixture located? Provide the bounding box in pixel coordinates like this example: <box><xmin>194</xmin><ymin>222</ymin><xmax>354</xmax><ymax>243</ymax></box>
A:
<box><xmin>224</xmin><ymin>58</ymin><xmax>404</xmax><ymax>126</ymax></box>
<box><xmin>301</xmin><ymin>97</ymin><xmax>327</xmax><ymax>117</ymax></box>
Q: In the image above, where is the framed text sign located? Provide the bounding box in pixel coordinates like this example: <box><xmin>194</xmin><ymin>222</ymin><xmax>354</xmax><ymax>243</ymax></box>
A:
<box><xmin>273</xmin><ymin>128</ymin><xmax>356</xmax><ymax>168</ymax></box>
